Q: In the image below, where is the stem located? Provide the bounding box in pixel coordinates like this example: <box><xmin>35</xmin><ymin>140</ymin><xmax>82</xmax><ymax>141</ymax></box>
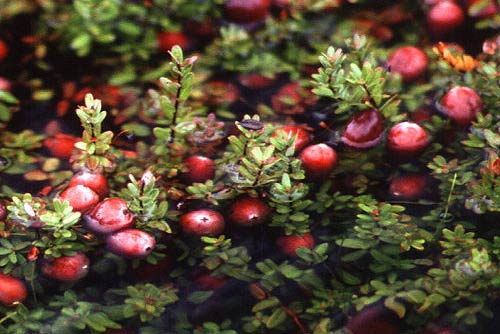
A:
<box><xmin>169</xmin><ymin>63</ymin><xmax>183</xmax><ymax>144</ymax></box>
<box><xmin>281</xmin><ymin>305</ymin><xmax>309</xmax><ymax>334</ymax></box>
<box><xmin>0</xmin><ymin>311</ymin><xmax>16</xmax><ymax>325</ymax></box>
<box><xmin>442</xmin><ymin>173</ymin><xmax>458</xmax><ymax>222</ymax></box>
<box><xmin>361</xmin><ymin>82</ymin><xmax>378</xmax><ymax>109</ymax></box>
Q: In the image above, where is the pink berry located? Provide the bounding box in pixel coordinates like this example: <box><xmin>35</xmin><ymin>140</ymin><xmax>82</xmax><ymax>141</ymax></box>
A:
<box><xmin>341</xmin><ymin>109</ymin><xmax>385</xmax><ymax>149</ymax></box>
<box><xmin>387</xmin><ymin>46</ymin><xmax>428</xmax><ymax>82</ymax></box>
<box><xmin>180</xmin><ymin>209</ymin><xmax>225</xmax><ymax>236</ymax></box>
<box><xmin>106</xmin><ymin>229</ymin><xmax>155</xmax><ymax>258</ymax></box>
<box><xmin>69</xmin><ymin>170</ymin><xmax>109</xmax><ymax>198</ymax></box>
<box><xmin>440</xmin><ymin>86</ymin><xmax>483</xmax><ymax>126</ymax></box>
<box><xmin>58</xmin><ymin>185</ymin><xmax>99</xmax><ymax>213</ymax></box>
<box><xmin>83</xmin><ymin>198</ymin><xmax>134</xmax><ymax>234</ymax></box>
<box><xmin>427</xmin><ymin>1</ymin><xmax>465</xmax><ymax>36</ymax></box>
<box><xmin>41</xmin><ymin>253</ymin><xmax>90</xmax><ymax>282</ymax></box>
<box><xmin>387</xmin><ymin>121</ymin><xmax>430</xmax><ymax>156</ymax></box>
<box><xmin>299</xmin><ymin>143</ymin><xmax>337</xmax><ymax>178</ymax></box>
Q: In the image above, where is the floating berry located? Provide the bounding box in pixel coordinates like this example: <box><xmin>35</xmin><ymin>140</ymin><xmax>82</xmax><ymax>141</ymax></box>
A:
<box><xmin>41</xmin><ymin>253</ymin><xmax>90</xmax><ymax>282</ymax></box>
<box><xmin>83</xmin><ymin>198</ymin><xmax>134</xmax><ymax>234</ymax></box>
<box><xmin>180</xmin><ymin>209</ymin><xmax>225</xmax><ymax>236</ymax></box>
<box><xmin>387</xmin><ymin>121</ymin><xmax>430</xmax><ymax>156</ymax></box>
<box><xmin>299</xmin><ymin>143</ymin><xmax>337</xmax><ymax>178</ymax></box>
<box><xmin>0</xmin><ymin>273</ymin><xmax>27</xmax><ymax>306</ymax></box>
<box><xmin>427</xmin><ymin>1</ymin><xmax>464</xmax><ymax>36</ymax></box>
<box><xmin>276</xmin><ymin>232</ymin><xmax>315</xmax><ymax>257</ymax></box>
<box><xmin>387</xmin><ymin>46</ymin><xmax>428</xmax><ymax>82</ymax></box>
<box><xmin>184</xmin><ymin>155</ymin><xmax>216</xmax><ymax>183</ymax></box>
<box><xmin>228</xmin><ymin>197</ymin><xmax>271</xmax><ymax>226</ymax></box>
<box><xmin>69</xmin><ymin>170</ymin><xmax>109</xmax><ymax>198</ymax></box>
<box><xmin>224</xmin><ymin>0</ymin><xmax>271</xmax><ymax>24</ymax></box>
<box><xmin>341</xmin><ymin>109</ymin><xmax>385</xmax><ymax>149</ymax></box>
<box><xmin>440</xmin><ymin>86</ymin><xmax>483</xmax><ymax>126</ymax></box>
<box><xmin>106</xmin><ymin>228</ymin><xmax>155</xmax><ymax>258</ymax></box>
<box><xmin>58</xmin><ymin>185</ymin><xmax>99</xmax><ymax>213</ymax></box>
<box><xmin>272</xmin><ymin>125</ymin><xmax>312</xmax><ymax>152</ymax></box>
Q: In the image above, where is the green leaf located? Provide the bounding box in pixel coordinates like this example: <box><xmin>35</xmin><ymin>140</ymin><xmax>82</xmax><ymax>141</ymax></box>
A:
<box><xmin>252</xmin><ymin>297</ymin><xmax>280</xmax><ymax>312</ymax></box>
<box><xmin>384</xmin><ymin>297</ymin><xmax>406</xmax><ymax>318</ymax></box>
<box><xmin>187</xmin><ymin>291</ymin><xmax>214</xmax><ymax>304</ymax></box>
<box><xmin>266</xmin><ymin>308</ymin><xmax>287</xmax><ymax>329</ymax></box>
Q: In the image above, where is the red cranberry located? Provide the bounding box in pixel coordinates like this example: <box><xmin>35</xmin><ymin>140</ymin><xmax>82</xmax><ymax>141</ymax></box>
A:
<box><xmin>237</xmin><ymin>73</ymin><xmax>275</xmax><ymax>89</ymax></box>
<box><xmin>41</xmin><ymin>253</ymin><xmax>90</xmax><ymax>282</ymax></box>
<box><xmin>387</xmin><ymin>121</ymin><xmax>429</xmax><ymax>156</ymax></box>
<box><xmin>83</xmin><ymin>198</ymin><xmax>134</xmax><ymax>234</ymax></box>
<box><xmin>180</xmin><ymin>209</ymin><xmax>225</xmax><ymax>236</ymax></box>
<box><xmin>0</xmin><ymin>273</ymin><xmax>27</xmax><ymax>306</ymax></box>
<box><xmin>194</xmin><ymin>273</ymin><xmax>228</xmax><ymax>290</ymax></box>
<box><xmin>387</xmin><ymin>46</ymin><xmax>428</xmax><ymax>83</ymax></box>
<box><xmin>467</xmin><ymin>0</ymin><xmax>498</xmax><ymax>18</ymax></box>
<box><xmin>411</xmin><ymin>107</ymin><xmax>434</xmax><ymax>124</ymax></box>
<box><xmin>341</xmin><ymin>109</ymin><xmax>385</xmax><ymax>149</ymax></box>
<box><xmin>440</xmin><ymin>86</ymin><xmax>483</xmax><ymax>126</ymax></box>
<box><xmin>157</xmin><ymin>31</ymin><xmax>190</xmax><ymax>53</ymax></box>
<box><xmin>203</xmin><ymin>80</ymin><xmax>240</xmax><ymax>105</ymax></box>
<box><xmin>184</xmin><ymin>156</ymin><xmax>216</xmax><ymax>183</ymax></box>
<box><xmin>345</xmin><ymin>303</ymin><xmax>401</xmax><ymax>334</ymax></box>
<box><xmin>58</xmin><ymin>185</ymin><xmax>99</xmax><ymax>213</ymax></box>
<box><xmin>106</xmin><ymin>229</ymin><xmax>155</xmax><ymax>258</ymax></box>
<box><xmin>0</xmin><ymin>77</ymin><xmax>11</xmax><ymax>91</ymax></box>
<box><xmin>272</xmin><ymin>125</ymin><xmax>312</xmax><ymax>152</ymax></box>
<box><xmin>224</xmin><ymin>0</ymin><xmax>271</xmax><ymax>24</ymax></box>
<box><xmin>0</xmin><ymin>40</ymin><xmax>8</xmax><ymax>62</ymax></box>
<box><xmin>299</xmin><ymin>143</ymin><xmax>338</xmax><ymax>178</ymax></box>
<box><xmin>271</xmin><ymin>82</ymin><xmax>314</xmax><ymax>115</ymax></box>
<box><xmin>133</xmin><ymin>253</ymin><xmax>173</xmax><ymax>281</ymax></box>
<box><xmin>228</xmin><ymin>197</ymin><xmax>271</xmax><ymax>226</ymax></box>
<box><xmin>427</xmin><ymin>1</ymin><xmax>465</xmax><ymax>36</ymax></box>
<box><xmin>389</xmin><ymin>173</ymin><xmax>429</xmax><ymax>200</ymax></box>
<box><xmin>43</xmin><ymin>133</ymin><xmax>79</xmax><ymax>159</ymax></box>
<box><xmin>69</xmin><ymin>170</ymin><xmax>109</xmax><ymax>198</ymax></box>
<box><xmin>276</xmin><ymin>232</ymin><xmax>315</xmax><ymax>257</ymax></box>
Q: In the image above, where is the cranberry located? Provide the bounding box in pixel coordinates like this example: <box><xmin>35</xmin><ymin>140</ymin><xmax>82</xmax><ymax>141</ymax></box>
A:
<box><xmin>69</xmin><ymin>170</ymin><xmax>109</xmax><ymax>198</ymax></box>
<box><xmin>224</xmin><ymin>0</ymin><xmax>271</xmax><ymax>24</ymax></box>
<box><xmin>272</xmin><ymin>125</ymin><xmax>312</xmax><ymax>152</ymax></box>
<box><xmin>440</xmin><ymin>86</ymin><xmax>483</xmax><ymax>126</ymax></box>
<box><xmin>157</xmin><ymin>31</ymin><xmax>190</xmax><ymax>53</ymax></box>
<box><xmin>345</xmin><ymin>303</ymin><xmax>401</xmax><ymax>334</ymax></box>
<box><xmin>427</xmin><ymin>1</ymin><xmax>464</xmax><ymax>36</ymax></box>
<box><xmin>467</xmin><ymin>0</ymin><xmax>498</xmax><ymax>18</ymax></box>
<box><xmin>83</xmin><ymin>198</ymin><xmax>134</xmax><ymax>234</ymax></box>
<box><xmin>228</xmin><ymin>197</ymin><xmax>271</xmax><ymax>226</ymax></box>
<box><xmin>43</xmin><ymin>133</ymin><xmax>79</xmax><ymax>159</ymax></box>
<box><xmin>180</xmin><ymin>209</ymin><xmax>225</xmax><ymax>236</ymax></box>
<box><xmin>106</xmin><ymin>229</ymin><xmax>155</xmax><ymax>258</ymax></box>
<box><xmin>387</xmin><ymin>121</ymin><xmax>429</xmax><ymax>156</ymax></box>
<box><xmin>387</xmin><ymin>46</ymin><xmax>428</xmax><ymax>83</ymax></box>
<box><xmin>237</xmin><ymin>73</ymin><xmax>275</xmax><ymax>89</ymax></box>
<box><xmin>0</xmin><ymin>273</ymin><xmax>27</xmax><ymax>306</ymax></box>
<box><xmin>276</xmin><ymin>232</ymin><xmax>315</xmax><ymax>257</ymax></box>
<box><xmin>58</xmin><ymin>185</ymin><xmax>100</xmax><ymax>213</ymax></box>
<box><xmin>0</xmin><ymin>40</ymin><xmax>8</xmax><ymax>62</ymax></box>
<box><xmin>133</xmin><ymin>253</ymin><xmax>173</xmax><ymax>281</ymax></box>
<box><xmin>411</xmin><ymin>107</ymin><xmax>434</xmax><ymax>124</ymax></box>
<box><xmin>0</xmin><ymin>77</ymin><xmax>11</xmax><ymax>91</ymax></box>
<box><xmin>184</xmin><ymin>155</ymin><xmax>216</xmax><ymax>183</ymax></box>
<box><xmin>271</xmin><ymin>82</ymin><xmax>314</xmax><ymax>115</ymax></box>
<box><xmin>0</xmin><ymin>201</ymin><xmax>7</xmax><ymax>221</ymax></box>
<box><xmin>341</xmin><ymin>109</ymin><xmax>385</xmax><ymax>149</ymax></box>
<box><xmin>194</xmin><ymin>273</ymin><xmax>228</xmax><ymax>290</ymax></box>
<box><xmin>298</xmin><ymin>143</ymin><xmax>338</xmax><ymax>178</ymax></box>
<box><xmin>41</xmin><ymin>253</ymin><xmax>90</xmax><ymax>282</ymax></box>
<box><xmin>389</xmin><ymin>173</ymin><xmax>429</xmax><ymax>200</ymax></box>
<box><xmin>203</xmin><ymin>80</ymin><xmax>240</xmax><ymax>105</ymax></box>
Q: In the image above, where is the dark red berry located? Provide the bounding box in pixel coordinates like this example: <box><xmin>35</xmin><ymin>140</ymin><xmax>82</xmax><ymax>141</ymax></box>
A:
<box><xmin>276</xmin><ymin>232</ymin><xmax>315</xmax><ymax>257</ymax></box>
<box><xmin>389</xmin><ymin>173</ymin><xmax>428</xmax><ymax>200</ymax></box>
<box><xmin>387</xmin><ymin>121</ymin><xmax>429</xmax><ymax>156</ymax></box>
<box><xmin>184</xmin><ymin>155</ymin><xmax>216</xmax><ymax>183</ymax></box>
<box><xmin>58</xmin><ymin>185</ymin><xmax>99</xmax><ymax>213</ymax></box>
<box><xmin>228</xmin><ymin>197</ymin><xmax>271</xmax><ymax>226</ymax></box>
<box><xmin>411</xmin><ymin>107</ymin><xmax>434</xmax><ymax>124</ymax></box>
<box><xmin>427</xmin><ymin>1</ymin><xmax>464</xmax><ymax>36</ymax></box>
<box><xmin>133</xmin><ymin>253</ymin><xmax>173</xmax><ymax>281</ymax></box>
<box><xmin>69</xmin><ymin>170</ymin><xmax>109</xmax><ymax>198</ymax></box>
<box><xmin>43</xmin><ymin>133</ymin><xmax>79</xmax><ymax>159</ymax></box>
<box><xmin>0</xmin><ymin>273</ymin><xmax>27</xmax><ymax>306</ymax></box>
<box><xmin>180</xmin><ymin>209</ymin><xmax>225</xmax><ymax>236</ymax></box>
<box><xmin>194</xmin><ymin>273</ymin><xmax>227</xmax><ymax>290</ymax></box>
<box><xmin>106</xmin><ymin>228</ymin><xmax>155</xmax><ymax>258</ymax></box>
<box><xmin>440</xmin><ymin>86</ymin><xmax>483</xmax><ymax>126</ymax></box>
<box><xmin>387</xmin><ymin>46</ymin><xmax>428</xmax><ymax>82</ymax></box>
<box><xmin>0</xmin><ymin>40</ymin><xmax>8</xmax><ymax>62</ymax></box>
<box><xmin>272</xmin><ymin>125</ymin><xmax>312</xmax><ymax>152</ymax></box>
<box><xmin>224</xmin><ymin>0</ymin><xmax>271</xmax><ymax>24</ymax></box>
<box><xmin>345</xmin><ymin>303</ymin><xmax>401</xmax><ymax>334</ymax></box>
<box><xmin>41</xmin><ymin>253</ymin><xmax>90</xmax><ymax>282</ymax></box>
<box><xmin>271</xmin><ymin>82</ymin><xmax>315</xmax><ymax>115</ymax></box>
<box><xmin>237</xmin><ymin>73</ymin><xmax>275</xmax><ymax>89</ymax></box>
<box><xmin>299</xmin><ymin>143</ymin><xmax>338</xmax><ymax>178</ymax></box>
<box><xmin>341</xmin><ymin>109</ymin><xmax>384</xmax><ymax>149</ymax></box>
<box><xmin>157</xmin><ymin>31</ymin><xmax>190</xmax><ymax>53</ymax></box>
<box><xmin>83</xmin><ymin>198</ymin><xmax>134</xmax><ymax>234</ymax></box>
